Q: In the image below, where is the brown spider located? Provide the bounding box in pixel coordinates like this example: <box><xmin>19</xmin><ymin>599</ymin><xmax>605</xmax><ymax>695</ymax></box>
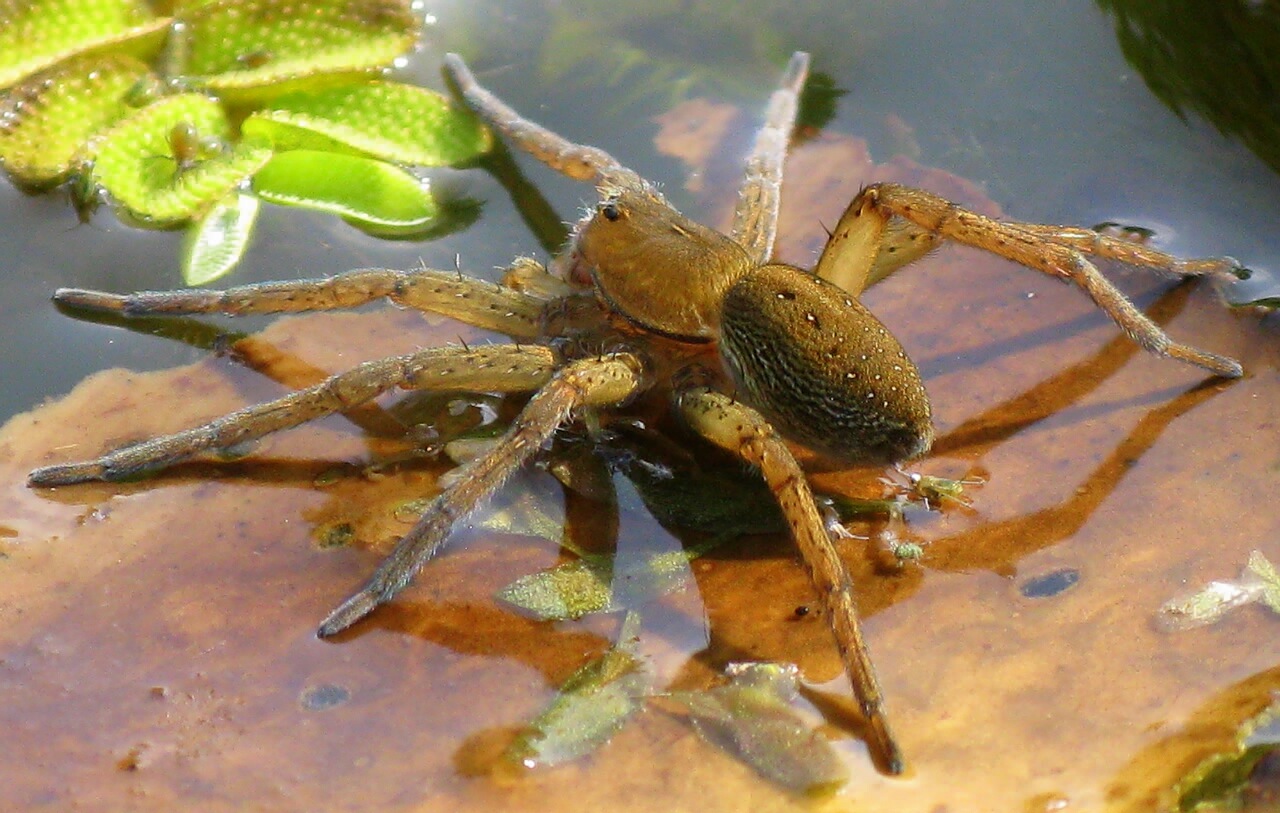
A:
<box><xmin>27</xmin><ymin>52</ymin><xmax>1245</xmax><ymax>774</ymax></box>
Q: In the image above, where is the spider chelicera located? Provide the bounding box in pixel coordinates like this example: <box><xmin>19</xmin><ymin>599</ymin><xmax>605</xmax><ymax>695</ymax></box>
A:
<box><xmin>27</xmin><ymin>52</ymin><xmax>1244</xmax><ymax>773</ymax></box>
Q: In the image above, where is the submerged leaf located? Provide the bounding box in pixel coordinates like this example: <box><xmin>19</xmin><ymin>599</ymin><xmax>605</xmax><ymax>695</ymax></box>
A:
<box><xmin>669</xmin><ymin>662</ymin><xmax>848</xmax><ymax>796</ymax></box>
<box><xmin>471</xmin><ymin>482</ymin><xmax>566</xmax><ymax>545</ymax></box>
<box><xmin>505</xmin><ymin>612</ymin><xmax>651</xmax><ymax>768</ymax></box>
<box><xmin>1157</xmin><ymin>550</ymin><xmax>1280</xmax><ymax>632</ymax></box>
<box><xmin>182</xmin><ymin>189</ymin><xmax>260</xmax><ymax>285</ymax></box>
<box><xmin>0</xmin><ymin>0</ymin><xmax>168</xmax><ymax>89</ymax></box>
<box><xmin>0</xmin><ymin>53</ymin><xmax>151</xmax><ymax>187</ymax></box>
<box><xmin>1247</xmin><ymin>550</ymin><xmax>1280</xmax><ymax>614</ymax></box>
<box><xmin>92</xmin><ymin>93</ymin><xmax>271</xmax><ymax>224</ymax></box>
<box><xmin>180</xmin><ymin>0</ymin><xmax>418</xmax><ymax>101</ymax></box>
<box><xmin>243</xmin><ymin>81</ymin><xmax>491</xmax><ymax>166</ymax></box>
<box><xmin>251</xmin><ymin>150</ymin><xmax>437</xmax><ymax>228</ymax></box>
<box><xmin>1177</xmin><ymin>696</ymin><xmax>1280</xmax><ymax>811</ymax></box>
<box><xmin>497</xmin><ymin>539</ymin><xmax>720</xmax><ymax>622</ymax></box>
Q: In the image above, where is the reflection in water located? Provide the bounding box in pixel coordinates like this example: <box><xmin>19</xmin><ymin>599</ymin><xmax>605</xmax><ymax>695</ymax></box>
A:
<box><xmin>1097</xmin><ymin>0</ymin><xmax>1280</xmax><ymax>176</ymax></box>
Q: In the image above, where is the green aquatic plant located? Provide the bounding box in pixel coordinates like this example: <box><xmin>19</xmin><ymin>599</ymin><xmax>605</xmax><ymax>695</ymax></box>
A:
<box><xmin>0</xmin><ymin>0</ymin><xmax>491</xmax><ymax>284</ymax></box>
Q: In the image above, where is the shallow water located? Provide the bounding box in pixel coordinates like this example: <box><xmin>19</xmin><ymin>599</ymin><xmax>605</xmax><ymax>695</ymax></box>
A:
<box><xmin>1</xmin><ymin>2</ymin><xmax>1279</xmax><ymax>811</ymax></box>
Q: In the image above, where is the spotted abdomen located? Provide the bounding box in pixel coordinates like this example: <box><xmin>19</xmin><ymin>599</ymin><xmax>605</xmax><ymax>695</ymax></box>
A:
<box><xmin>718</xmin><ymin>263</ymin><xmax>933</xmax><ymax>465</ymax></box>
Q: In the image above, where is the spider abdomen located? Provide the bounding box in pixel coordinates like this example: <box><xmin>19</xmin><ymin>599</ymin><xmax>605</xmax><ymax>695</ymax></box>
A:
<box><xmin>718</xmin><ymin>263</ymin><xmax>933</xmax><ymax>465</ymax></box>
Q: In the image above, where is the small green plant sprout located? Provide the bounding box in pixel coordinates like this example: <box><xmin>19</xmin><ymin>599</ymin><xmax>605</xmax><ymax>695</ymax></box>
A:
<box><xmin>1156</xmin><ymin>550</ymin><xmax>1280</xmax><ymax>632</ymax></box>
<box><xmin>0</xmin><ymin>0</ymin><xmax>492</xmax><ymax>284</ymax></box>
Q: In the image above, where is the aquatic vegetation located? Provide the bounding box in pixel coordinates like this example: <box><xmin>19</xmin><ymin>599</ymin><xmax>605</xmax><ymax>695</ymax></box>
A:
<box><xmin>0</xmin><ymin>0</ymin><xmax>491</xmax><ymax>283</ymax></box>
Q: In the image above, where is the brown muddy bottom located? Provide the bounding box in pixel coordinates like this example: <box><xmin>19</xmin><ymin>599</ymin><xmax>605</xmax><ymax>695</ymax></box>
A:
<box><xmin>0</xmin><ymin>100</ymin><xmax>1277</xmax><ymax>813</ymax></box>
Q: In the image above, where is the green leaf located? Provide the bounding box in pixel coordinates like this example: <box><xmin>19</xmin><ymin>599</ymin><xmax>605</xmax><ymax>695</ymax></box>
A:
<box><xmin>182</xmin><ymin>189</ymin><xmax>260</xmax><ymax>285</ymax></box>
<box><xmin>505</xmin><ymin>612</ymin><xmax>651</xmax><ymax>768</ymax></box>
<box><xmin>0</xmin><ymin>0</ymin><xmax>169</xmax><ymax>89</ymax></box>
<box><xmin>669</xmin><ymin>663</ymin><xmax>848</xmax><ymax>796</ymax></box>
<box><xmin>497</xmin><ymin>539</ymin><xmax>721</xmax><ymax>622</ymax></box>
<box><xmin>1176</xmin><ymin>697</ymin><xmax>1280</xmax><ymax>811</ymax></box>
<box><xmin>251</xmin><ymin>150</ymin><xmax>437</xmax><ymax>228</ymax></box>
<box><xmin>242</xmin><ymin>81</ymin><xmax>492</xmax><ymax>166</ymax></box>
<box><xmin>1156</xmin><ymin>550</ymin><xmax>1280</xmax><ymax>632</ymax></box>
<box><xmin>92</xmin><ymin>93</ymin><xmax>271</xmax><ymax>224</ymax></box>
<box><xmin>179</xmin><ymin>0</ymin><xmax>419</xmax><ymax>102</ymax></box>
<box><xmin>0</xmin><ymin>53</ymin><xmax>152</xmax><ymax>187</ymax></box>
<box><xmin>1246</xmin><ymin>550</ymin><xmax>1280</xmax><ymax>614</ymax></box>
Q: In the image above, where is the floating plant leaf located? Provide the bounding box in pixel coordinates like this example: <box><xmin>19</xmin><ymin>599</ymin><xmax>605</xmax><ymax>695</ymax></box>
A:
<box><xmin>92</xmin><ymin>93</ymin><xmax>271</xmax><ymax>224</ymax></box>
<box><xmin>505</xmin><ymin>612</ymin><xmax>651</xmax><ymax>768</ymax></box>
<box><xmin>181</xmin><ymin>189</ymin><xmax>260</xmax><ymax>285</ymax></box>
<box><xmin>668</xmin><ymin>663</ymin><xmax>848</xmax><ymax>796</ymax></box>
<box><xmin>0</xmin><ymin>53</ymin><xmax>151</xmax><ymax>187</ymax></box>
<box><xmin>243</xmin><ymin>81</ymin><xmax>492</xmax><ymax>166</ymax></box>
<box><xmin>180</xmin><ymin>0</ymin><xmax>418</xmax><ymax>101</ymax></box>
<box><xmin>1176</xmin><ymin>696</ymin><xmax>1280</xmax><ymax>811</ymax></box>
<box><xmin>251</xmin><ymin>150</ymin><xmax>437</xmax><ymax>229</ymax></box>
<box><xmin>0</xmin><ymin>0</ymin><xmax>168</xmax><ymax>89</ymax></box>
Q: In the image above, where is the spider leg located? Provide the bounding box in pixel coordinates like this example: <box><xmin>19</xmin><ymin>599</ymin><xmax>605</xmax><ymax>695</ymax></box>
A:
<box><xmin>28</xmin><ymin>344</ymin><xmax>558</xmax><ymax>485</ymax></box>
<box><xmin>52</xmin><ymin>260</ymin><xmax>550</xmax><ymax>339</ymax></box>
<box><xmin>1008</xmin><ymin>222</ymin><xmax>1246</xmax><ymax>280</ymax></box>
<box><xmin>678</xmin><ymin>387</ymin><xmax>904</xmax><ymax>775</ymax></box>
<box><xmin>729</xmin><ymin>51</ymin><xmax>810</xmax><ymax>264</ymax></box>
<box><xmin>822</xmin><ymin>183</ymin><xmax>1243</xmax><ymax>378</ymax></box>
<box><xmin>318</xmin><ymin>351</ymin><xmax>646</xmax><ymax>636</ymax></box>
<box><xmin>443</xmin><ymin>53</ymin><xmax>646</xmax><ymax>191</ymax></box>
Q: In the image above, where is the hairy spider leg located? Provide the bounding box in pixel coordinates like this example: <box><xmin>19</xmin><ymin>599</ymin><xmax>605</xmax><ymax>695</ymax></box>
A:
<box><xmin>52</xmin><ymin>261</ymin><xmax>550</xmax><ymax>339</ymax></box>
<box><xmin>815</xmin><ymin>183</ymin><xmax>1243</xmax><ymax>377</ymax></box>
<box><xmin>1006</xmin><ymin>222</ymin><xmax>1247</xmax><ymax>279</ymax></box>
<box><xmin>679</xmin><ymin>387</ymin><xmax>904</xmax><ymax>775</ymax></box>
<box><xmin>318</xmin><ymin>352</ymin><xmax>647</xmax><ymax>636</ymax></box>
<box><xmin>443</xmin><ymin>53</ymin><xmax>646</xmax><ymax>191</ymax></box>
<box><xmin>729</xmin><ymin>51</ymin><xmax>809</xmax><ymax>264</ymax></box>
<box><xmin>28</xmin><ymin>345</ymin><xmax>558</xmax><ymax>485</ymax></box>
<box><xmin>835</xmin><ymin>219</ymin><xmax>1246</xmax><ymax>299</ymax></box>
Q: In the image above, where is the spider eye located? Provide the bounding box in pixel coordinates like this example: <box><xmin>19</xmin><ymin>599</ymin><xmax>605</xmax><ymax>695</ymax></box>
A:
<box><xmin>600</xmin><ymin>202</ymin><xmax>621</xmax><ymax>221</ymax></box>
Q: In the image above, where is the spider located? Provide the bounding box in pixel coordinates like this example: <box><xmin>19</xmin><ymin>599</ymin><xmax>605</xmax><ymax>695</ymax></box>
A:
<box><xmin>27</xmin><ymin>52</ymin><xmax>1245</xmax><ymax>775</ymax></box>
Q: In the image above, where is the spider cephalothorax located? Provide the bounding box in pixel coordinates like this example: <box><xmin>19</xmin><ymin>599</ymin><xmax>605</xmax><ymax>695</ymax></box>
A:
<box><xmin>28</xmin><ymin>51</ymin><xmax>1244</xmax><ymax>774</ymax></box>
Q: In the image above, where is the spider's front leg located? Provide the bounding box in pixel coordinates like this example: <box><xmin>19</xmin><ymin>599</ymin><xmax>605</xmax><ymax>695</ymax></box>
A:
<box><xmin>53</xmin><ymin>260</ymin><xmax>552</xmax><ymax>339</ymax></box>
<box><xmin>28</xmin><ymin>344</ymin><xmax>559</xmax><ymax>485</ymax></box>
<box><xmin>444</xmin><ymin>53</ymin><xmax>645</xmax><ymax>190</ymax></box>
<box><xmin>318</xmin><ymin>352</ymin><xmax>647</xmax><ymax>636</ymax></box>
<box><xmin>816</xmin><ymin>183</ymin><xmax>1244</xmax><ymax>378</ymax></box>
<box><xmin>679</xmin><ymin>387</ymin><xmax>904</xmax><ymax>774</ymax></box>
<box><xmin>728</xmin><ymin>51</ymin><xmax>809</xmax><ymax>263</ymax></box>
